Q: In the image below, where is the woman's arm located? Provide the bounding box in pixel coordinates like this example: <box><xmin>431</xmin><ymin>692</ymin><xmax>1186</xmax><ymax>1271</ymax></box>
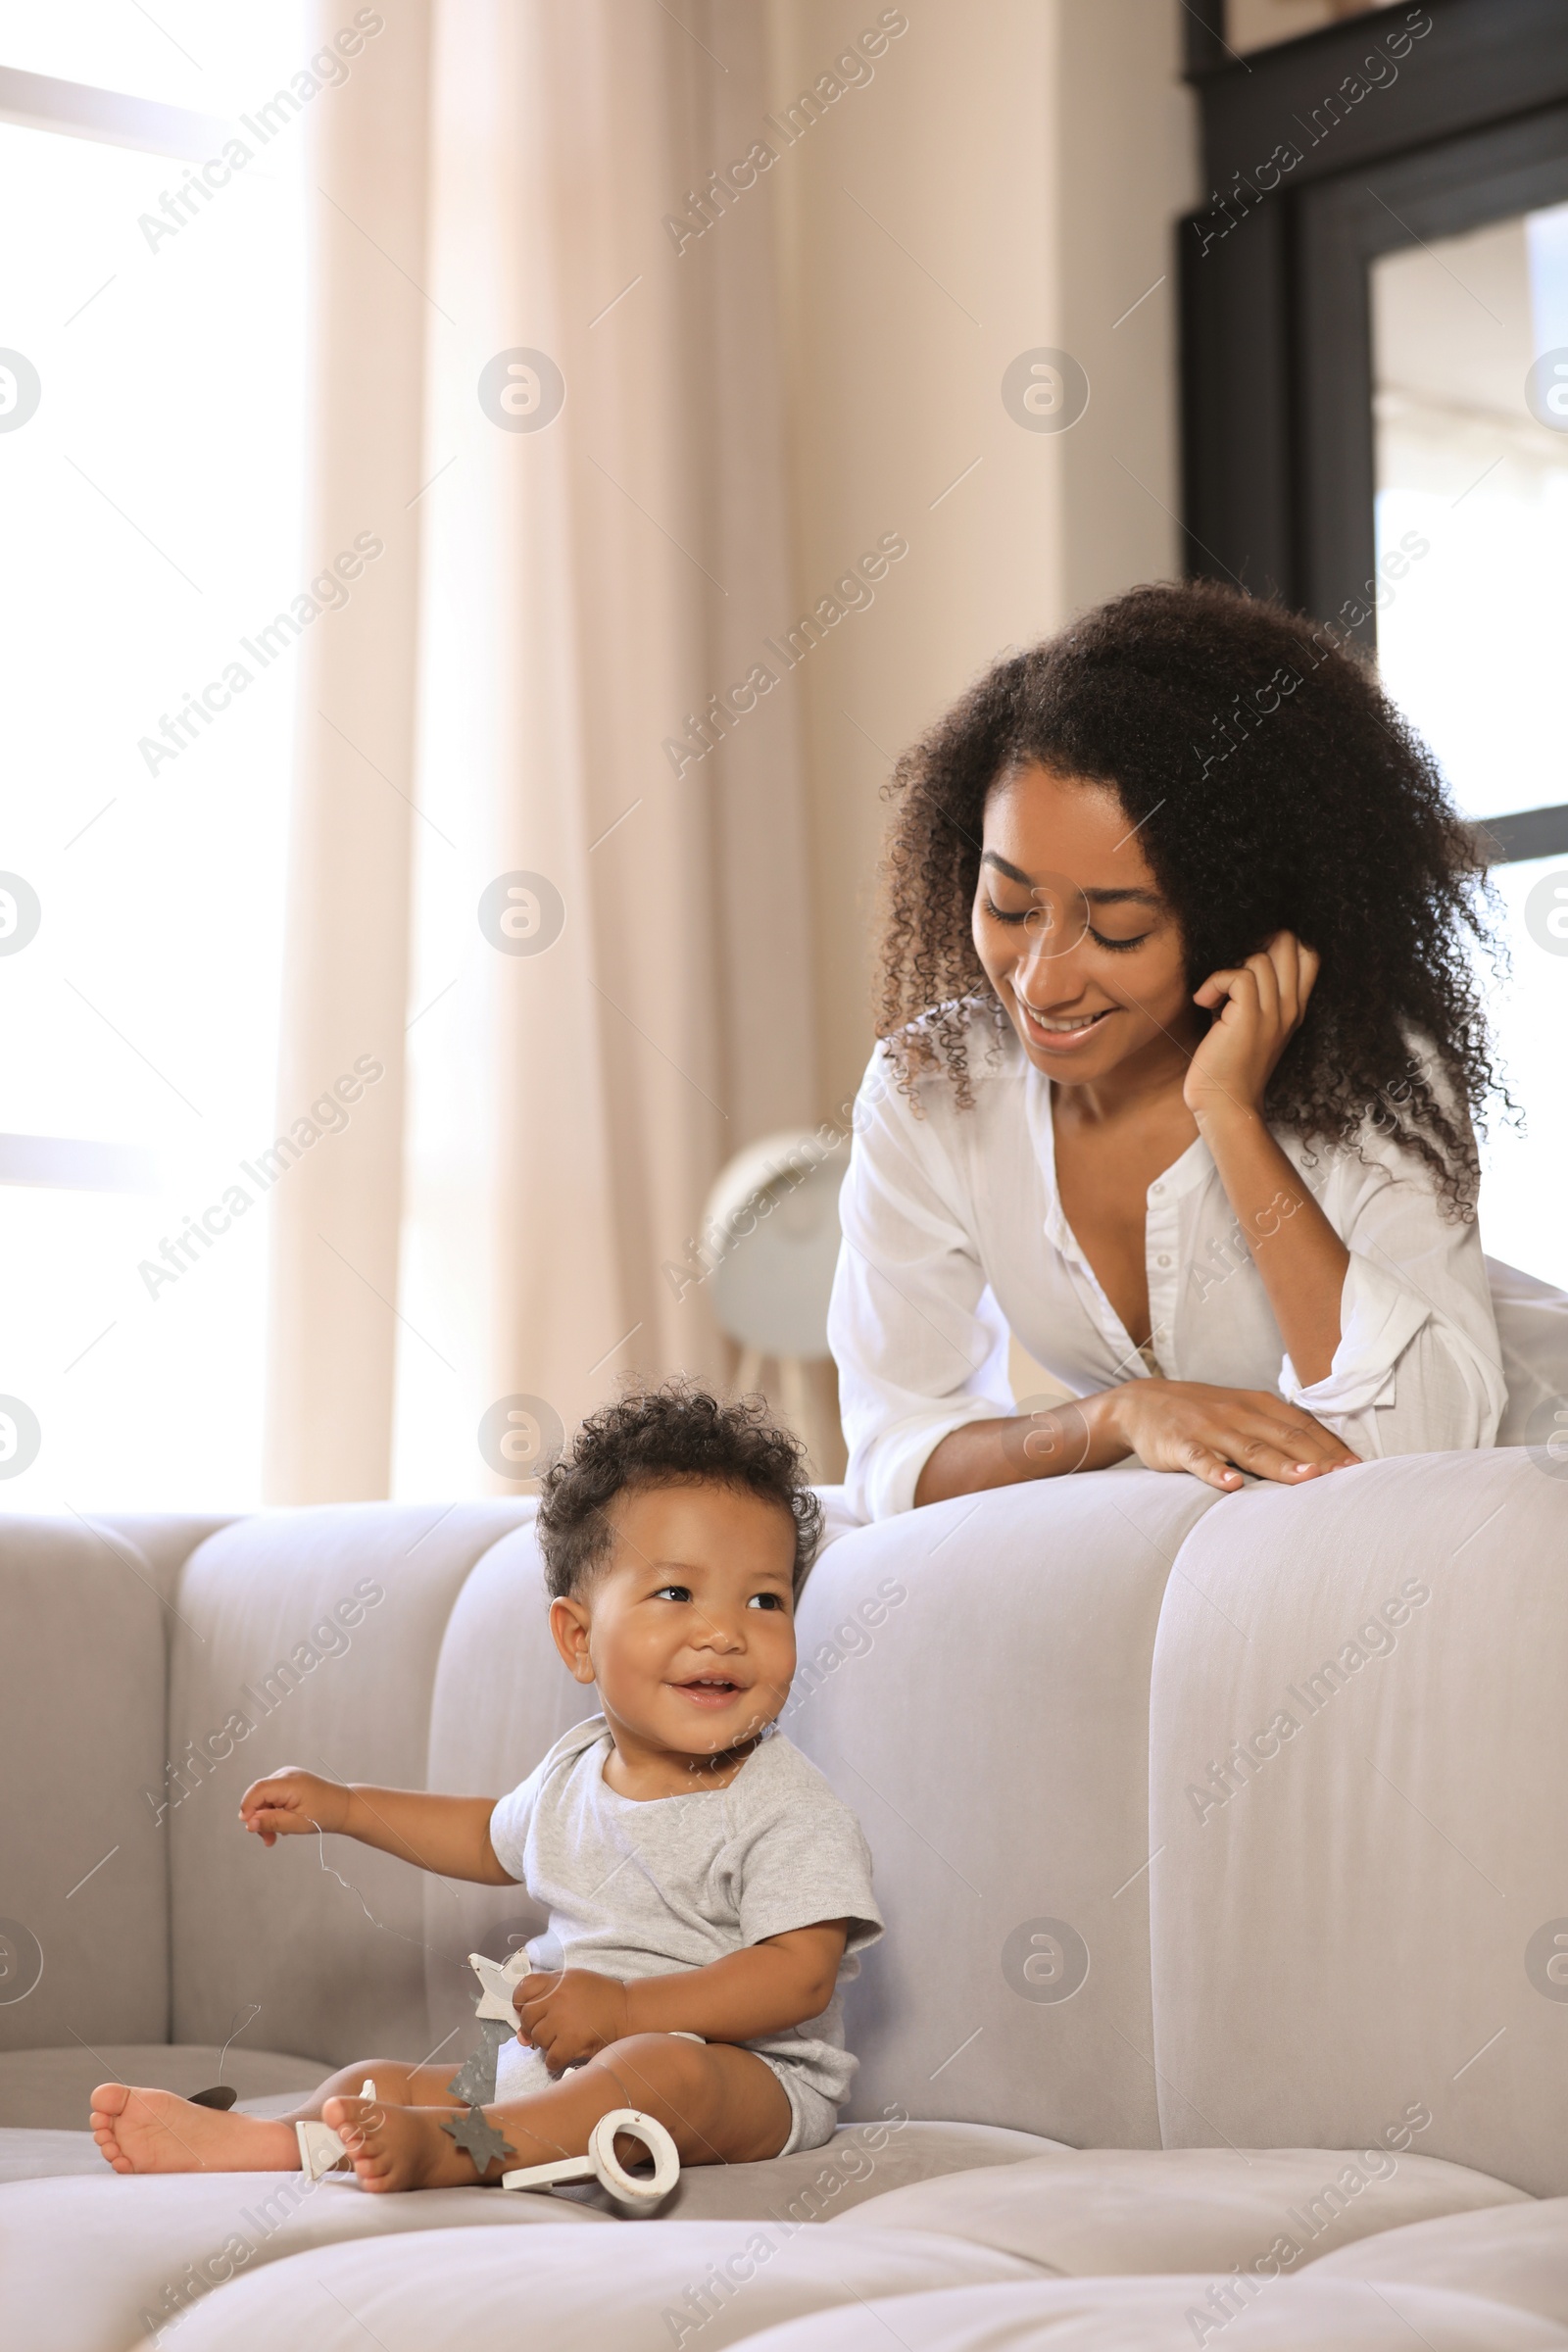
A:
<box><xmin>914</xmin><ymin>1380</ymin><xmax>1356</xmax><ymax>1503</ymax></box>
<box><xmin>511</xmin><ymin>1923</ymin><xmax>849</xmax><ymax>2066</ymax></box>
<box><xmin>828</xmin><ymin>1051</ymin><xmax>1018</xmax><ymax>1521</ymax></box>
<box><xmin>1274</xmin><ymin>1141</ymin><xmax>1505</xmax><ymax>1456</ymax></box>
<box><xmin>1186</xmin><ymin>932</ymin><xmax>1348</xmax><ymax>1386</ymax></box>
<box><xmin>240</xmin><ymin>1769</ymin><xmax>515</xmax><ymax>1885</ymax></box>
<box><xmin>1196</xmin><ymin>1111</ymin><xmax>1348</xmax><ymax>1385</ymax></box>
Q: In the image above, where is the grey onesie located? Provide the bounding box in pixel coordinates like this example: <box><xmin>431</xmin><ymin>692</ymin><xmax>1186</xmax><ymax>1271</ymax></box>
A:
<box><xmin>485</xmin><ymin>1714</ymin><xmax>883</xmax><ymax>2155</ymax></box>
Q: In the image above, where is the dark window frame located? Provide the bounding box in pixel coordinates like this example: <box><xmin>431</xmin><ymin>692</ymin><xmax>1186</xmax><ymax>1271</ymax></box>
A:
<box><xmin>1180</xmin><ymin>0</ymin><xmax>1568</xmax><ymax>859</ymax></box>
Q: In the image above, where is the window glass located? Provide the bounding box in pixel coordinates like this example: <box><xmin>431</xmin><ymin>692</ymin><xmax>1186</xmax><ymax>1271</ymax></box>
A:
<box><xmin>0</xmin><ymin>31</ymin><xmax>306</xmax><ymax>1511</ymax></box>
<box><xmin>1371</xmin><ymin>201</ymin><xmax>1568</xmax><ymax>1288</ymax></box>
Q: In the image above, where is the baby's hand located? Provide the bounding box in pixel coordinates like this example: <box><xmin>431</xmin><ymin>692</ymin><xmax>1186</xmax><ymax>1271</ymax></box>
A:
<box><xmin>514</xmin><ymin>1967</ymin><xmax>629</xmax><ymax>2071</ymax></box>
<box><xmin>239</xmin><ymin>1768</ymin><xmax>351</xmax><ymax>1846</ymax></box>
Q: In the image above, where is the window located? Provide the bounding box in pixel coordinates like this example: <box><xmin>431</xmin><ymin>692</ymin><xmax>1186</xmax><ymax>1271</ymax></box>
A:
<box><xmin>1373</xmin><ymin>201</ymin><xmax>1568</xmax><ymax>1283</ymax></box>
<box><xmin>1182</xmin><ymin>2</ymin><xmax>1568</xmax><ymax>1291</ymax></box>
<box><xmin>0</xmin><ymin>10</ymin><xmax>308</xmax><ymax>1509</ymax></box>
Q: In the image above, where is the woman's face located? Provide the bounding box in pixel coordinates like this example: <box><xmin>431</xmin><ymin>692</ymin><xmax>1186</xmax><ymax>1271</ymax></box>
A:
<box><xmin>972</xmin><ymin>762</ymin><xmax>1199</xmax><ymax>1084</ymax></box>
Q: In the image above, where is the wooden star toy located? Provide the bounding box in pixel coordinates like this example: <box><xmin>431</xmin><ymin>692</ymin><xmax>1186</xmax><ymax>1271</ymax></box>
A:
<box><xmin>440</xmin><ymin>2101</ymin><xmax>514</xmax><ymax>2177</ymax></box>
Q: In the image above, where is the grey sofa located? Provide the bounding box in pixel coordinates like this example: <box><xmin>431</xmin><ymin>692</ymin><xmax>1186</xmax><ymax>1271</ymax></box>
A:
<box><xmin>3</xmin><ymin>1452</ymin><xmax>1566</xmax><ymax>2350</ymax></box>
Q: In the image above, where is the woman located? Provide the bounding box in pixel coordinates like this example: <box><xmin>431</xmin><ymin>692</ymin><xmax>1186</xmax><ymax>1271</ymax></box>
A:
<box><xmin>828</xmin><ymin>581</ymin><xmax>1511</xmax><ymax>1521</ymax></box>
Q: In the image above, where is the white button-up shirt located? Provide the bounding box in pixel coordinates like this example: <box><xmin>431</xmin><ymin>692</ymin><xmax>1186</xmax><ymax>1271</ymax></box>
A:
<box><xmin>828</xmin><ymin>1016</ymin><xmax>1509</xmax><ymax>1522</ymax></box>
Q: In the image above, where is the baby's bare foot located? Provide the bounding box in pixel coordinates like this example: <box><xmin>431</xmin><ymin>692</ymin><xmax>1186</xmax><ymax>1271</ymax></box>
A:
<box><xmin>90</xmin><ymin>2082</ymin><xmax>299</xmax><ymax>2175</ymax></box>
<box><xmin>323</xmin><ymin>2094</ymin><xmax>503</xmax><ymax>2193</ymax></box>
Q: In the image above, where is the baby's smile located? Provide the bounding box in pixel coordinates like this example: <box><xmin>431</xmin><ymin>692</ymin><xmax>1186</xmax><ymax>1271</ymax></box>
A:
<box><xmin>670</xmin><ymin>1673</ymin><xmax>748</xmax><ymax>1710</ymax></box>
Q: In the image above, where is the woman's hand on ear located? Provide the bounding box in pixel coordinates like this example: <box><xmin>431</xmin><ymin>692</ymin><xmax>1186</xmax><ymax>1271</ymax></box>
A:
<box><xmin>1185</xmin><ymin>930</ymin><xmax>1319</xmax><ymax>1127</ymax></box>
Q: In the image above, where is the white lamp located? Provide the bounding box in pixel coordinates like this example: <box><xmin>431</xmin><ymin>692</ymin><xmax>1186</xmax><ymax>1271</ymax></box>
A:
<box><xmin>701</xmin><ymin>1129</ymin><xmax>848</xmax><ymax>1473</ymax></box>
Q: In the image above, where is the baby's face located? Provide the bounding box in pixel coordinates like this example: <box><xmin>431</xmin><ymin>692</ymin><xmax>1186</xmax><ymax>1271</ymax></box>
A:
<box><xmin>555</xmin><ymin>1482</ymin><xmax>799</xmax><ymax>1760</ymax></box>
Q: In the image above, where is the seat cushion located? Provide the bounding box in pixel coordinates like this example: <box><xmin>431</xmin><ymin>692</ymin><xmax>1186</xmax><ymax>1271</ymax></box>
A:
<box><xmin>0</xmin><ymin>2120</ymin><xmax>1064</xmax><ymax>2345</ymax></box>
<box><xmin>1317</xmin><ymin>2194</ymin><xmax>1568</xmax><ymax>2326</ymax></box>
<box><xmin>0</xmin><ymin>2174</ymin><xmax>601</xmax><ymax>2352</ymax></box>
<box><xmin>716</xmin><ymin>2274</ymin><xmax>1568</xmax><ymax>2348</ymax></box>
<box><xmin>109</xmin><ymin>2221</ymin><xmax>1042</xmax><ymax>2352</ymax></box>
<box><xmin>0</xmin><ymin>2132</ymin><xmax>110</xmax><ymax>2186</ymax></box>
<box><xmin>824</xmin><ymin>2145</ymin><xmax>1530</xmax><ymax>2274</ymax></box>
<box><xmin>549</xmin><ymin>2120</ymin><xmax>1068</xmax><ymax>2224</ymax></box>
<box><xmin>0</xmin><ymin>2043</ymin><xmax>333</xmax><ymax>2184</ymax></box>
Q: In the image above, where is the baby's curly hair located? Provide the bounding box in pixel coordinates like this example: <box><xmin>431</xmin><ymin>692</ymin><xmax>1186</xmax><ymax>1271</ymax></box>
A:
<box><xmin>537</xmin><ymin>1378</ymin><xmax>822</xmax><ymax>1600</ymax></box>
<box><xmin>877</xmin><ymin>579</ymin><xmax>1503</xmax><ymax>1217</ymax></box>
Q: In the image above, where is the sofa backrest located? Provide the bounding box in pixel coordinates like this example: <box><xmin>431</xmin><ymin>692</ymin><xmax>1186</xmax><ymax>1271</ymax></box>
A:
<box><xmin>783</xmin><ymin>1469</ymin><xmax>1223</xmax><ymax>2150</ymax></box>
<box><xmin>417</xmin><ymin>1517</ymin><xmax>589</xmax><ymax>2058</ymax></box>
<box><xmin>1149</xmin><ymin>1447</ymin><xmax>1568</xmax><ymax>2198</ymax></box>
<box><xmin>0</xmin><ymin>1518</ymin><xmax>184</xmax><ymax>2052</ymax></box>
<box><xmin>163</xmin><ymin>1501</ymin><xmax>532</xmax><ymax>2063</ymax></box>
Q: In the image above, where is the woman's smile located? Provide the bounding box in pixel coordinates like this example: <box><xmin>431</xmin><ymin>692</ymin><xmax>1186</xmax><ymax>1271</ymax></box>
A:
<box><xmin>1014</xmin><ymin>1000</ymin><xmax>1118</xmax><ymax>1053</ymax></box>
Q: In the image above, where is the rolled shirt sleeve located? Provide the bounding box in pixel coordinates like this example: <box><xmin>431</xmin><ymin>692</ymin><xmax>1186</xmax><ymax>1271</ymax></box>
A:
<box><xmin>1280</xmin><ymin>1142</ymin><xmax>1505</xmax><ymax>1455</ymax></box>
<box><xmin>828</xmin><ymin>1048</ymin><xmax>1013</xmax><ymax>1522</ymax></box>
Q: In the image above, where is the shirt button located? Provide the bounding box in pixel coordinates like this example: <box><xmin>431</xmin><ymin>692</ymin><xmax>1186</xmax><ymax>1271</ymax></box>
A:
<box><xmin>1157</xmin><ymin>1253</ymin><xmax>1171</xmax><ymax>1268</ymax></box>
<box><xmin>1151</xmin><ymin>1183</ymin><xmax>1163</xmax><ymax>1196</ymax></box>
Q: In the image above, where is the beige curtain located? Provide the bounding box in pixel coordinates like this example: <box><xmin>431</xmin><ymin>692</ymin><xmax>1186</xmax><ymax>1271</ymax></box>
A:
<box><xmin>267</xmin><ymin>0</ymin><xmax>818</xmax><ymax>1500</ymax></box>
<box><xmin>264</xmin><ymin>0</ymin><xmax>433</xmax><ymax>1503</ymax></box>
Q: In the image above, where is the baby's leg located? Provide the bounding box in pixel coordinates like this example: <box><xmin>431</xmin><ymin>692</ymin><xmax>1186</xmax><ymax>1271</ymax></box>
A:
<box><xmin>326</xmin><ymin>2033</ymin><xmax>793</xmax><ymax>2194</ymax></box>
<box><xmin>89</xmin><ymin>2057</ymin><xmax>457</xmax><ymax>2177</ymax></box>
<box><xmin>284</xmin><ymin>2058</ymin><xmax>466</xmax><ymax>2123</ymax></box>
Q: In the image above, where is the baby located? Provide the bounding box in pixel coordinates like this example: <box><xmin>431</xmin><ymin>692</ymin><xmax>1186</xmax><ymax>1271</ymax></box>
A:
<box><xmin>90</xmin><ymin>1382</ymin><xmax>882</xmax><ymax>2192</ymax></box>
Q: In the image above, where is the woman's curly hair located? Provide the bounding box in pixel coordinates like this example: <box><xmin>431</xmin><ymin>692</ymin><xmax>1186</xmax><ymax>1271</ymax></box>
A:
<box><xmin>537</xmin><ymin>1377</ymin><xmax>822</xmax><ymax>1599</ymax></box>
<box><xmin>876</xmin><ymin>579</ymin><xmax>1502</xmax><ymax>1217</ymax></box>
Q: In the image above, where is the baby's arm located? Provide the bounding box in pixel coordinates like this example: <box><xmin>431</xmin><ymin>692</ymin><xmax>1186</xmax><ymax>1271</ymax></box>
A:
<box><xmin>515</xmin><ymin>1921</ymin><xmax>848</xmax><ymax>2068</ymax></box>
<box><xmin>240</xmin><ymin>1769</ymin><xmax>515</xmax><ymax>1886</ymax></box>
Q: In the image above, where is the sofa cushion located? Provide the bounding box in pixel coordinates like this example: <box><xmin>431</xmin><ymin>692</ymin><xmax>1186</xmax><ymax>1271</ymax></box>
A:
<box><xmin>114</xmin><ymin>2221</ymin><xmax>1041</xmax><ymax>2352</ymax></box>
<box><xmin>1148</xmin><ymin>1450</ymin><xmax>1568</xmax><ymax>2195</ymax></box>
<box><xmin>418</xmin><ymin>1513</ymin><xmax>594</xmax><ymax>2055</ymax></box>
<box><xmin>0</xmin><ymin>2174</ymin><xmax>602</xmax><ymax>2352</ymax></box>
<box><xmin>0</xmin><ymin>1519</ymin><xmax>173</xmax><ymax>2055</ymax></box>
<box><xmin>88</xmin><ymin>1515</ymin><xmax>238</xmax><ymax>1608</ymax></box>
<box><xmin>713</xmin><ymin>2275</ymin><xmax>1568</xmax><ymax>2348</ymax></box>
<box><xmin>783</xmin><ymin>1470</ymin><xmax>1222</xmax><ymax>2150</ymax></box>
<box><xmin>0</xmin><ymin>2043</ymin><xmax>333</xmax><ymax>2184</ymax></box>
<box><xmin>558</xmin><ymin>2120</ymin><xmax>1068</xmax><ymax>2224</ymax></box>
<box><xmin>0</xmin><ymin>2120</ymin><xmax>1067</xmax><ymax>2336</ymax></box>
<box><xmin>0</xmin><ymin>2131</ymin><xmax>107</xmax><ymax>2184</ymax></box>
<box><xmin>822</xmin><ymin>2144</ymin><xmax>1528</xmax><ymax>2272</ymax></box>
<box><xmin>165</xmin><ymin>1502</ymin><xmax>532</xmax><ymax>2067</ymax></box>
<box><xmin>1317</xmin><ymin>2194</ymin><xmax>1568</xmax><ymax>2325</ymax></box>
<box><xmin>0</xmin><ymin>2044</ymin><xmax>326</xmax><ymax>2132</ymax></box>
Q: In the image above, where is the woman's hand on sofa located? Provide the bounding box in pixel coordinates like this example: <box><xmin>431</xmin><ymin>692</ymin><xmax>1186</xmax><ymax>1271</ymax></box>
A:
<box><xmin>1102</xmin><ymin>1378</ymin><xmax>1359</xmax><ymax>1492</ymax></box>
<box><xmin>915</xmin><ymin>1383</ymin><xmax>1359</xmax><ymax>1505</ymax></box>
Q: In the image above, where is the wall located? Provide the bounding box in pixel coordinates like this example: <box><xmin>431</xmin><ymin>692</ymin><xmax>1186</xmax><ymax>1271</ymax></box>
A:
<box><xmin>767</xmin><ymin>0</ymin><xmax>1199</xmax><ymax>1121</ymax></box>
